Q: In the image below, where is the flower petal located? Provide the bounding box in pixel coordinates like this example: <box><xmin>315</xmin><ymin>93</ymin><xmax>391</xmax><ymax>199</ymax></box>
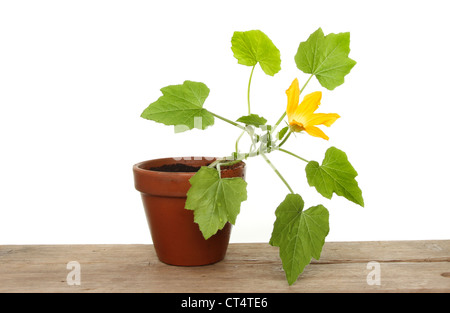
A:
<box><xmin>293</xmin><ymin>91</ymin><xmax>322</xmax><ymax>123</ymax></box>
<box><xmin>286</xmin><ymin>78</ymin><xmax>300</xmax><ymax>123</ymax></box>
<box><xmin>304</xmin><ymin>125</ymin><xmax>330</xmax><ymax>140</ymax></box>
<box><xmin>304</xmin><ymin>113</ymin><xmax>340</xmax><ymax>127</ymax></box>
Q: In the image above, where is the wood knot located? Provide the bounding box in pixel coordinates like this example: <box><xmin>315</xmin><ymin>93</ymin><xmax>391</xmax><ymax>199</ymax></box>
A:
<box><xmin>441</xmin><ymin>272</ymin><xmax>450</xmax><ymax>278</ymax></box>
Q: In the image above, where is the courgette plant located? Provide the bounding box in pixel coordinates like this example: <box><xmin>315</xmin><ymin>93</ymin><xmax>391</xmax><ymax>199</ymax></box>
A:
<box><xmin>141</xmin><ymin>28</ymin><xmax>363</xmax><ymax>285</ymax></box>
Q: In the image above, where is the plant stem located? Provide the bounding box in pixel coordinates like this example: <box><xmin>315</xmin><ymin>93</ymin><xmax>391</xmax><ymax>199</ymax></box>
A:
<box><xmin>208</xmin><ymin>157</ymin><xmax>242</xmax><ymax>170</ymax></box>
<box><xmin>235</xmin><ymin>130</ymin><xmax>245</xmax><ymax>154</ymax></box>
<box><xmin>271</xmin><ymin>112</ymin><xmax>286</xmax><ymax>135</ymax></box>
<box><xmin>260</xmin><ymin>153</ymin><xmax>294</xmax><ymax>194</ymax></box>
<box><xmin>277</xmin><ymin>148</ymin><xmax>309</xmax><ymax>163</ymax></box>
<box><xmin>247</xmin><ymin>65</ymin><xmax>256</xmax><ymax>114</ymax></box>
<box><xmin>208</xmin><ymin>111</ymin><xmax>246</xmax><ymax>130</ymax></box>
<box><xmin>270</xmin><ymin>74</ymin><xmax>314</xmax><ymax>135</ymax></box>
<box><xmin>208</xmin><ymin>158</ymin><xmax>223</xmax><ymax>168</ymax></box>
<box><xmin>277</xmin><ymin>130</ymin><xmax>292</xmax><ymax>148</ymax></box>
<box><xmin>300</xmin><ymin>74</ymin><xmax>314</xmax><ymax>94</ymax></box>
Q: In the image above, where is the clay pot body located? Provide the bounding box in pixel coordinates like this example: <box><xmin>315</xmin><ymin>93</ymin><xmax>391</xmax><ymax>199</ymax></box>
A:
<box><xmin>133</xmin><ymin>157</ymin><xmax>246</xmax><ymax>266</ymax></box>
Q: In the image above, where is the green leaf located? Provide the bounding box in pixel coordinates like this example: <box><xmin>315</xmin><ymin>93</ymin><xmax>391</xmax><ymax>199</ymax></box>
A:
<box><xmin>185</xmin><ymin>167</ymin><xmax>247</xmax><ymax>240</ymax></box>
<box><xmin>295</xmin><ymin>28</ymin><xmax>356</xmax><ymax>90</ymax></box>
<box><xmin>231</xmin><ymin>30</ymin><xmax>281</xmax><ymax>76</ymax></box>
<box><xmin>140</xmin><ymin>80</ymin><xmax>214</xmax><ymax>133</ymax></box>
<box><xmin>236</xmin><ymin>114</ymin><xmax>267</xmax><ymax>127</ymax></box>
<box><xmin>305</xmin><ymin>147</ymin><xmax>364</xmax><ymax>206</ymax></box>
<box><xmin>277</xmin><ymin>126</ymin><xmax>289</xmax><ymax>140</ymax></box>
<box><xmin>270</xmin><ymin>194</ymin><xmax>329</xmax><ymax>285</ymax></box>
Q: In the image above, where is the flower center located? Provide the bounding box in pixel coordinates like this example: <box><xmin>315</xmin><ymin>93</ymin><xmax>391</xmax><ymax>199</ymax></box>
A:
<box><xmin>290</xmin><ymin>124</ymin><xmax>304</xmax><ymax>133</ymax></box>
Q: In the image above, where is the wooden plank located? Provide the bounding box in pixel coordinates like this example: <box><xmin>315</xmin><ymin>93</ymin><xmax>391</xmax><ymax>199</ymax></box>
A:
<box><xmin>0</xmin><ymin>241</ymin><xmax>449</xmax><ymax>293</ymax></box>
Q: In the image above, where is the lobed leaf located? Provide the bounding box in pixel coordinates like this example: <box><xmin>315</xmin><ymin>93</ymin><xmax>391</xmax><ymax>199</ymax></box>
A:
<box><xmin>305</xmin><ymin>147</ymin><xmax>364</xmax><ymax>206</ymax></box>
<box><xmin>185</xmin><ymin>167</ymin><xmax>247</xmax><ymax>240</ymax></box>
<box><xmin>231</xmin><ymin>30</ymin><xmax>281</xmax><ymax>76</ymax></box>
<box><xmin>295</xmin><ymin>28</ymin><xmax>356</xmax><ymax>90</ymax></box>
<box><xmin>270</xmin><ymin>194</ymin><xmax>329</xmax><ymax>285</ymax></box>
<box><xmin>141</xmin><ymin>80</ymin><xmax>214</xmax><ymax>132</ymax></box>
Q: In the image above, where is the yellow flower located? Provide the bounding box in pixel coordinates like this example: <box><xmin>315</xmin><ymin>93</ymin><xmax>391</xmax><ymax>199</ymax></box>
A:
<box><xmin>286</xmin><ymin>78</ymin><xmax>340</xmax><ymax>140</ymax></box>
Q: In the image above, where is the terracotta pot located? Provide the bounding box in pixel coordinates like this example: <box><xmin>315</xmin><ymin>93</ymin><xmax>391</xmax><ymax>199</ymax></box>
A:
<box><xmin>133</xmin><ymin>157</ymin><xmax>246</xmax><ymax>266</ymax></box>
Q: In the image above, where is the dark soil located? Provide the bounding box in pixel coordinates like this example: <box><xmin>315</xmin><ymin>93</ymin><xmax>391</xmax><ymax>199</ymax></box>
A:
<box><xmin>149</xmin><ymin>161</ymin><xmax>243</xmax><ymax>173</ymax></box>
<box><xmin>149</xmin><ymin>163</ymin><xmax>205</xmax><ymax>172</ymax></box>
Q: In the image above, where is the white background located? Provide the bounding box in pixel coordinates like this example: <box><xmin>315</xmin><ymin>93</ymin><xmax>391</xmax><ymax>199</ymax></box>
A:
<box><xmin>1</xmin><ymin>0</ymin><xmax>449</xmax><ymax>244</ymax></box>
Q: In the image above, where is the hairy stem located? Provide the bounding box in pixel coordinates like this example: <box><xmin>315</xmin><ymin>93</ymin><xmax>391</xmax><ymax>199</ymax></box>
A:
<box><xmin>261</xmin><ymin>153</ymin><xmax>294</xmax><ymax>194</ymax></box>
<box><xmin>277</xmin><ymin>130</ymin><xmax>292</xmax><ymax>148</ymax></box>
<box><xmin>277</xmin><ymin>148</ymin><xmax>309</xmax><ymax>163</ymax></box>
<box><xmin>208</xmin><ymin>111</ymin><xmax>246</xmax><ymax>130</ymax></box>
<box><xmin>235</xmin><ymin>130</ymin><xmax>246</xmax><ymax>154</ymax></box>
<box><xmin>299</xmin><ymin>74</ymin><xmax>314</xmax><ymax>94</ymax></box>
<box><xmin>208</xmin><ymin>158</ymin><xmax>243</xmax><ymax>171</ymax></box>
<box><xmin>272</xmin><ymin>112</ymin><xmax>286</xmax><ymax>135</ymax></box>
<box><xmin>247</xmin><ymin>65</ymin><xmax>256</xmax><ymax>114</ymax></box>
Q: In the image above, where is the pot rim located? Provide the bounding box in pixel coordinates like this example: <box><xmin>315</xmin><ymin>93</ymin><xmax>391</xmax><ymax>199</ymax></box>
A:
<box><xmin>133</xmin><ymin>156</ymin><xmax>245</xmax><ymax>176</ymax></box>
<box><xmin>132</xmin><ymin>156</ymin><xmax>246</xmax><ymax>197</ymax></box>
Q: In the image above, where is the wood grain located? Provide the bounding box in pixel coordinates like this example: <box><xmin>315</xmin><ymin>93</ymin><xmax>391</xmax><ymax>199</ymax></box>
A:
<box><xmin>0</xmin><ymin>241</ymin><xmax>449</xmax><ymax>293</ymax></box>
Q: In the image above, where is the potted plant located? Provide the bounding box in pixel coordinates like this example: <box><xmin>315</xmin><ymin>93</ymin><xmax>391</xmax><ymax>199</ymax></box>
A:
<box><xmin>133</xmin><ymin>28</ymin><xmax>364</xmax><ymax>285</ymax></box>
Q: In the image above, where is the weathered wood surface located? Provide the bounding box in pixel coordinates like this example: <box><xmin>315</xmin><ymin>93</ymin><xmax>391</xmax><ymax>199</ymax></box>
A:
<box><xmin>1</xmin><ymin>241</ymin><xmax>449</xmax><ymax>293</ymax></box>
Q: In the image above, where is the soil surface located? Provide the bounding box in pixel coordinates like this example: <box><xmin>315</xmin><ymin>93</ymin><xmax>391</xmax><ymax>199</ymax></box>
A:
<box><xmin>149</xmin><ymin>161</ymin><xmax>243</xmax><ymax>173</ymax></box>
<box><xmin>149</xmin><ymin>163</ymin><xmax>205</xmax><ymax>172</ymax></box>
